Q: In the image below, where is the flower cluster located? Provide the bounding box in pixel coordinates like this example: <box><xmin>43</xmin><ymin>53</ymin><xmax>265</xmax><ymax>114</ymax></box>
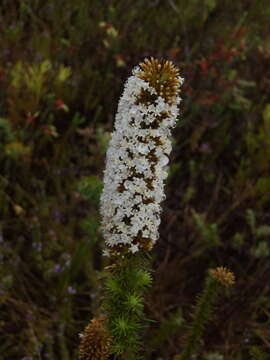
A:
<box><xmin>100</xmin><ymin>58</ymin><xmax>184</xmax><ymax>257</ymax></box>
<box><xmin>210</xmin><ymin>266</ymin><xmax>236</xmax><ymax>287</ymax></box>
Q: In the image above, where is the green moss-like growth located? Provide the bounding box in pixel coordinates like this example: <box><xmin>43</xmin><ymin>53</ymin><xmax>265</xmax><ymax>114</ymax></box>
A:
<box><xmin>103</xmin><ymin>253</ymin><xmax>152</xmax><ymax>359</ymax></box>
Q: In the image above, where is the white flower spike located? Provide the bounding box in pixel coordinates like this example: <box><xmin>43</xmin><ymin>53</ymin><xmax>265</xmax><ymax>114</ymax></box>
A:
<box><xmin>100</xmin><ymin>58</ymin><xmax>184</xmax><ymax>257</ymax></box>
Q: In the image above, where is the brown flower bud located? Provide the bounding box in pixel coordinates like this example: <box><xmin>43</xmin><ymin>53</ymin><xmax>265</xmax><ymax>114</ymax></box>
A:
<box><xmin>79</xmin><ymin>318</ymin><xmax>111</xmax><ymax>360</ymax></box>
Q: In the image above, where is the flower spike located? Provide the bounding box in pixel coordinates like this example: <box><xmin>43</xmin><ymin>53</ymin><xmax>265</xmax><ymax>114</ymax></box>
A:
<box><xmin>100</xmin><ymin>58</ymin><xmax>184</xmax><ymax>258</ymax></box>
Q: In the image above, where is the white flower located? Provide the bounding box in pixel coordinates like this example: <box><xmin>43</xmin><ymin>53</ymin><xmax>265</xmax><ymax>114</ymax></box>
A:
<box><xmin>100</xmin><ymin>58</ymin><xmax>184</xmax><ymax>256</ymax></box>
<box><xmin>129</xmin><ymin>244</ymin><xmax>139</xmax><ymax>254</ymax></box>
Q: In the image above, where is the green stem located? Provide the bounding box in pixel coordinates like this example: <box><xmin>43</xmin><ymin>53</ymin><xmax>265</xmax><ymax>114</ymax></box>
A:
<box><xmin>181</xmin><ymin>273</ymin><xmax>220</xmax><ymax>360</ymax></box>
<box><xmin>103</xmin><ymin>253</ymin><xmax>152</xmax><ymax>359</ymax></box>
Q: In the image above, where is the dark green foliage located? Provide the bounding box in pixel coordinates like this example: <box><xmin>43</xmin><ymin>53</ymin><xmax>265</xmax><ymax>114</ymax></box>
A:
<box><xmin>0</xmin><ymin>0</ymin><xmax>269</xmax><ymax>358</ymax></box>
<box><xmin>147</xmin><ymin>309</ymin><xmax>184</xmax><ymax>353</ymax></box>
<box><xmin>249</xmin><ymin>346</ymin><xmax>267</xmax><ymax>360</ymax></box>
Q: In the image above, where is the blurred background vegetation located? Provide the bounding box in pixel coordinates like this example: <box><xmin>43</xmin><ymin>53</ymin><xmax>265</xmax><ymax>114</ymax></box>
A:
<box><xmin>0</xmin><ymin>1</ymin><xmax>270</xmax><ymax>359</ymax></box>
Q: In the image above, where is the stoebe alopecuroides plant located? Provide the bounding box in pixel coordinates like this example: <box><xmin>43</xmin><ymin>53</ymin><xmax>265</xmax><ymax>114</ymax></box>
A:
<box><xmin>101</xmin><ymin>58</ymin><xmax>184</xmax><ymax>359</ymax></box>
<box><xmin>79</xmin><ymin>58</ymin><xmax>184</xmax><ymax>359</ymax></box>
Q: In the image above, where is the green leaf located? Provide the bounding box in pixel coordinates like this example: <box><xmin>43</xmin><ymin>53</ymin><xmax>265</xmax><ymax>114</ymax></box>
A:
<box><xmin>76</xmin><ymin>176</ymin><xmax>103</xmax><ymax>204</ymax></box>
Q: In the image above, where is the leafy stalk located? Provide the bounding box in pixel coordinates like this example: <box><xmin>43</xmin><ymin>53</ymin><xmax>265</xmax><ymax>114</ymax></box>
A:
<box><xmin>180</xmin><ymin>267</ymin><xmax>235</xmax><ymax>360</ymax></box>
<box><xmin>103</xmin><ymin>253</ymin><xmax>152</xmax><ymax>359</ymax></box>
